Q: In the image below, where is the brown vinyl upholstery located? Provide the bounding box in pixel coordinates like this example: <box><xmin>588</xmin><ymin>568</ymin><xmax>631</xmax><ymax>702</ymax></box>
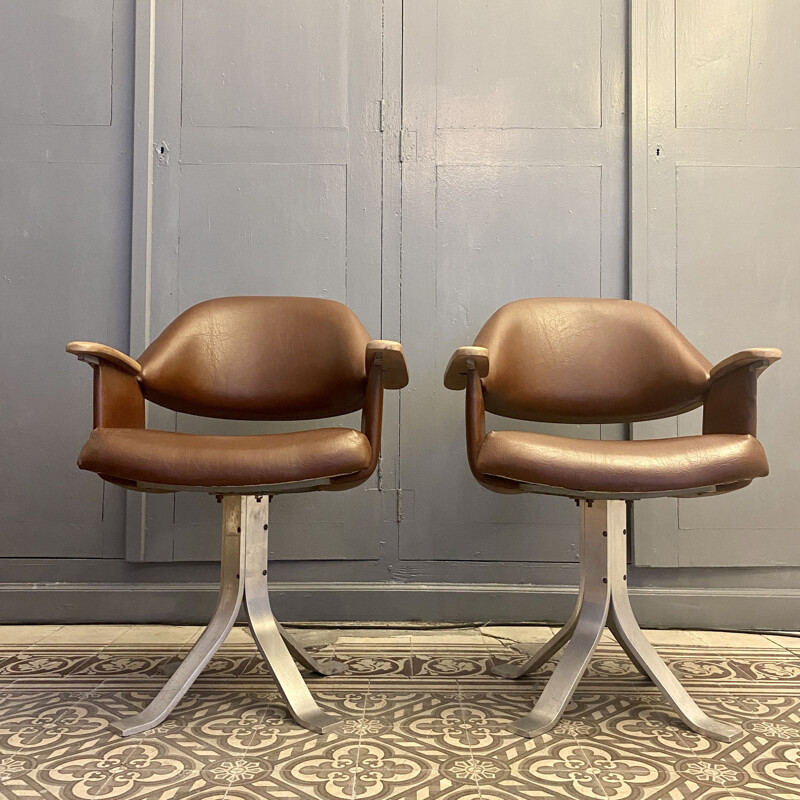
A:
<box><xmin>138</xmin><ymin>296</ymin><xmax>373</xmax><ymax>420</ymax></box>
<box><xmin>79</xmin><ymin>428</ymin><xmax>372</xmax><ymax>489</ymax></box>
<box><xmin>68</xmin><ymin>296</ymin><xmax>408</xmax><ymax>493</ymax></box>
<box><xmin>445</xmin><ymin>298</ymin><xmax>780</xmax><ymax>499</ymax></box>
<box><xmin>475</xmin><ymin>298</ymin><xmax>712</xmax><ymax>423</ymax></box>
<box><xmin>476</xmin><ymin>431</ymin><xmax>767</xmax><ymax>498</ymax></box>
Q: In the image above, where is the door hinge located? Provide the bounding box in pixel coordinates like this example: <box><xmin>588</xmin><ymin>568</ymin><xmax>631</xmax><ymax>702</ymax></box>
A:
<box><xmin>379</xmin><ymin>99</ymin><xmax>385</xmax><ymax>132</ymax></box>
<box><xmin>400</xmin><ymin>130</ymin><xmax>417</xmax><ymax>162</ymax></box>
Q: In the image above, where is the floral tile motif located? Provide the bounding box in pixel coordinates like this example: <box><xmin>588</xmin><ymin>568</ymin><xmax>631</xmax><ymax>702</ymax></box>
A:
<box><xmin>0</xmin><ymin>629</ymin><xmax>798</xmax><ymax>798</ymax></box>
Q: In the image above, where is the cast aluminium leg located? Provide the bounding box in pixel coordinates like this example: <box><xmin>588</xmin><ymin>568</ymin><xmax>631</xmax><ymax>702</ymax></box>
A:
<box><xmin>242</xmin><ymin>496</ymin><xmax>342</xmax><ymax>734</ymax></box>
<box><xmin>606</xmin><ymin>521</ymin><xmax>739</xmax><ymax>742</ymax></box>
<box><xmin>113</xmin><ymin>495</ymin><xmax>343</xmax><ymax>737</ymax></box>
<box><xmin>508</xmin><ymin>500</ymin><xmax>613</xmax><ymax>737</ymax></box>
<box><xmin>497</xmin><ymin>500</ymin><xmax>741</xmax><ymax>742</ymax></box>
<box><xmin>111</xmin><ymin>498</ymin><xmax>245</xmax><ymax>736</ymax></box>
<box><xmin>491</xmin><ymin>521</ymin><xmax>588</xmax><ymax>680</ymax></box>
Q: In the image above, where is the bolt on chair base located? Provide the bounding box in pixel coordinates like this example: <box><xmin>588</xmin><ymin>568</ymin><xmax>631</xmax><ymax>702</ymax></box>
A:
<box><xmin>111</xmin><ymin>495</ymin><xmax>343</xmax><ymax>737</ymax></box>
<box><xmin>491</xmin><ymin>499</ymin><xmax>741</xmax><ymax>743</ymax></box>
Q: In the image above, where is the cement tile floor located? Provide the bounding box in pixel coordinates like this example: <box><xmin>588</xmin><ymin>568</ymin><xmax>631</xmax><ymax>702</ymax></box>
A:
<box><xmin>0</xmin><ymin>625</ymin><xmax>797</xmax><ymax>799</ymax></box>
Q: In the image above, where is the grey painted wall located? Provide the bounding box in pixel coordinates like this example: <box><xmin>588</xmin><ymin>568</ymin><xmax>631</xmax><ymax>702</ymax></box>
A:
<box><xmin>0</xmin><ymin>0</ymin><xmax>798</xmax><ymax>629</ymax></box>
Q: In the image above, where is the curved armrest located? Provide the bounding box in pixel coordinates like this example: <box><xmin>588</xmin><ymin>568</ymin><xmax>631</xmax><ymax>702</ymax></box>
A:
<box><xmin>66</xmin><ymin>341</ymin><xmax>142</xmax><ymax>376</ymax></box>
<box><xmin>703</xmin><ymin>347</ymin><xmax>781</xmax><ymax>436</ymax></box>
<box><xmin>709</xmin><ymin>348</ymin><xmax>781</xmax><ymax>382</ymax></box>
<box><xmin>444</xmin><ymin>346</ymin><xmax>490</xmax><ymax>390</ymax></box>
<box><xmin>366</xmin><ymin>340</ymin><xmax>409</xmax><ymax>390</ymax></box>
<box><xmin>66</xmin><ymin>341</ymin><xmax>144</xmax><ymax>429</ymax></box>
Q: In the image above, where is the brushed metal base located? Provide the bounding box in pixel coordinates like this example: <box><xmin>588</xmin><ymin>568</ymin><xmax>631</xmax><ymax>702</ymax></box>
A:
<box><xmin>111</xmin><ymin>495</ymin><xmax>343</xmax><ymax>737</ymax></box>
<box><xmin>491</xmin><ymin>499</ymin><xmax>741</xmax><ymax>743</ymax></box>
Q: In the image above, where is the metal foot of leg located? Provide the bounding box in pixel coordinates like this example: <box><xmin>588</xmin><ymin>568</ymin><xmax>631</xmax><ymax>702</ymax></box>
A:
<box><xmin>243</xmin><ymin>497</ymin><xmax>341</xmax><ymax>734</ymax></box>
<box><xmin>111</xmin><ymin>498</ymin><xmax>245</xmax><ymax>737</ymax></box>
<box><xmin>276</xmin><ymin>622</ymin><xmax>347</xmax><ymax>676</ymax></box>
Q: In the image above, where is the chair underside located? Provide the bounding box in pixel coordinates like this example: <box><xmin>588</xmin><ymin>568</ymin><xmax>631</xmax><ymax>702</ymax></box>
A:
<box><xmin>514</xmin><ymin>480</ymin><xmax>749</xmax><ymax>501</ymax></box>
<box><xmin>134</xmin><ymin>477</ymin><xmax>333</xmax><ymax>494</ymax></box>
<box><xmin>491</xmin><ymin>499</ymin><xmax>741</xmax><ymax>742</ymax></box>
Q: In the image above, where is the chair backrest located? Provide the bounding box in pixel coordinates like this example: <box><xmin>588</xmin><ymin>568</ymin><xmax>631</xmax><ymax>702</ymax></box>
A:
<box><xmin>474</xmin><ymin>298</ymin><xmax>712</xmax><ymax>423</ymax></box>
<box><xmin>138</xmin><ymin>296</ymin><xmax>371</xmax><ymax>420</ymax></box>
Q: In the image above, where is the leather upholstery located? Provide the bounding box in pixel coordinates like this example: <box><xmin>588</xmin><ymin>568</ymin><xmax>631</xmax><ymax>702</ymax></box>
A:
<box><xmin>92</xmin><ymin>364</ymin><xmax>145</xmax><ymax>430</ymax></box>
<box><xmin>446</xmin><ymin>297</ymin><xmax>779</xmax><ymax>500</ymax></box>
<box><xmin>476</xmin><ymin>430</ymin><xmax>768</xmax><ymax>497</ymax></box>
<box><xmin>474</xmin><ymin>298</ymin><xmax>712</xmax><ymax>423</ymax></box>
<box><xmin>327</xmin><ymin>360</ymin><xmax>383</xmax><ymax>490</ymax></box>
<box><xmin>139</xmin><ymin>296</ymin><xmax>372</xmax><ymax>420</ymax></box>
<box><xmin>69</xmin><ymin>297</ymin><xmax>407</xmax><ymax>494</ymax></box>
<box><xmin>78</xmin><ymin>427</ymin><xmax>372</xmax><ymax>489</ymax></box>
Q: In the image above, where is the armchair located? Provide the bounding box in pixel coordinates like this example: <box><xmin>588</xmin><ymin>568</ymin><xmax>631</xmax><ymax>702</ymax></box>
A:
<box><xmin>445</xmin><ymin>297</ymin><xmax>780</xmax><ymax>741</ymax></box>
<box><xmin>68</xmin><ymin>296</ymin><xmax>408</xmax><ymax>736</ymax></box>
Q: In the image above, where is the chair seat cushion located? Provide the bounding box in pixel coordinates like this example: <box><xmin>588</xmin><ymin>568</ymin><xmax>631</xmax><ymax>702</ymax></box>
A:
<box><xmin>476</xmin><ymin>430</ymin><xmax>768</xmax><ymax>495</ymax></box>
<box><xmin>78</xmin><ymin>427</ymin><xmax>372</xmax><ymax>488</ymax></box>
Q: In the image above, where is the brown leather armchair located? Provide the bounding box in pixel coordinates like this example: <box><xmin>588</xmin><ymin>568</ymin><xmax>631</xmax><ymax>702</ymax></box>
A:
<box><xmin>68</xmin><ymin>296</ymin><xmax>408</xmax><ymax>736</ymax></box>
<box><xmin>445</xmin><ymin>297</ymin><xmax>780</xmax><ymax>742</ymax></box>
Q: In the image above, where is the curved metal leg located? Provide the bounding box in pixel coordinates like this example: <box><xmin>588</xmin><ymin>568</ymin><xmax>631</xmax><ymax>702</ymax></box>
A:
<box><xmin>499</xmin><ymin>500</ymin><xmax>742</xmax><ymax>742</ymax></box>
<box><xmin>510</xmin><ymin>501</ymin><xmax>612</xmax><ymax>738</ymax></box>
<box><xmin>276</xmin><ymin>622</ymin><xmax>347</xmax><ymax>676</ymax></box>
<box><xmin>609</xmin><ymin>597</ymin><xmax>740</xmax><ymax>741</ymax></box>
<box><xmin>608</xmin><ymin>517</ymin><xmax>740</xmax><ymax>742</ymax></box>
<box><xmin>242</xmin><ymin>497</ymin><xmax>341</xmax><ymax>734</ymax></box>
<box><xmin>491</xmin><ymin>594</ymin><xmax>582</xmax><ymax>679</ymax></box>
<box><xmin>492</xmin><ymin>506</ymin><xmax>589</xmax><ymax>680</ymax></box>
<box><xmin>606</xmin><ymin>514</ymin><xmax>739</xmax><ymax>741</ymax></box>
<box><xmin>112</xmin><ymin>498</ymin><xmax>245</xmax><ymax>736</ymax></box>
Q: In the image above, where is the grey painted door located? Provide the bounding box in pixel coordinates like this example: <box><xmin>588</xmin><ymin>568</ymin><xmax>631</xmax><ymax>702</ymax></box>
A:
<box><xmin>0</xmin><ymin>0</ymin><xmax>133</xmax><ymax>559</ymax></box>
<box><xmin>398</xmin><ymin>0</ymin><xmax>628</xmax><ymax>563</ymax></box>
<box><xmin>631</xmin><ymin>0</ymin><xmax>800</xmax><ymax>567</ymax></box>
<box><xmin>129</xmin><ymin>0</ymin><xmax>385</xmax><ymax>561</ymax></box>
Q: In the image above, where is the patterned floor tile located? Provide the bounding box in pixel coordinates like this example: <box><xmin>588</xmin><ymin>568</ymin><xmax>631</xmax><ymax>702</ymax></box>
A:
<box><xmin>0</xmin><ymin>627</ymin><xmax>797</xmax><ymax>798</ymax></box>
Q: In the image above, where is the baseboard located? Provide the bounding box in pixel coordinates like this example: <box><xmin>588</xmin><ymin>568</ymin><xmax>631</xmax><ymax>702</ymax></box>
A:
<box><xmin>1</xmin><ymin>581</ymin><xmax>798</xmax><ymax>631</ymax></box>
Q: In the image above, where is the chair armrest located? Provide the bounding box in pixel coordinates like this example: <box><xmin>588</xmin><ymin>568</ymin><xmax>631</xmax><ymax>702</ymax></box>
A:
<box><xmin>330</xmin><ymin>350</ymin><xmax>387</xmax><ymax>491</ymax></box>
<box><xmin>443</xmin><ymin>346</ymin><xmax>490</xmax><ymax>390</ymax></box>
<box><xmin>66</xmin><ymin>341</ymin><xmax>142</xmax><ymax>376</ymax></box>
<box><xmin>366</xmin><ymin>340</ymin><xmax>409</xmax><ymax>390</ymax></box>
<box><xmin>703</xmin><ymin>347</ymin><xmax>781</xmax><ymax>436</ymax></box>
<box><xmin>66</xmin><ymin>341</ymin><xmax>144</xmax><ymax>429</ymax></box>
<box><xmin>709</xmin><ymin>348</ymin><xmax>781</xmax><ymax>382</ymax></box>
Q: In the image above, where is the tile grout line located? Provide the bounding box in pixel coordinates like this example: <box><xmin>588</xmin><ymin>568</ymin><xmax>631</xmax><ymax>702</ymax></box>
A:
<box><xmin>349</xmin><ymin>676</ymin><xmax>371</xmax><ymax>800</ymax></box>
<box><xmin>220</xmin><ymin>689</ymin><xmax>277</xmax><ymax>800</ymax></box>
<box><xmin>453</xmin><ymin>675</ymin><xmax>484</xmax><ymax>798</ymax></box>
